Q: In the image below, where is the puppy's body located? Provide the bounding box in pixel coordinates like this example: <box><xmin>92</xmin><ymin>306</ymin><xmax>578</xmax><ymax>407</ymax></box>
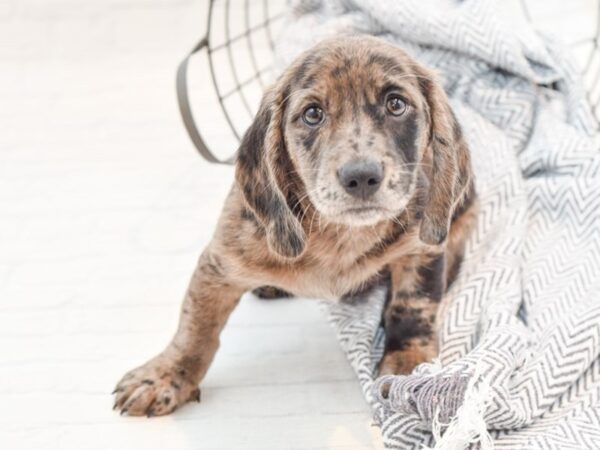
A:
<box><xmin>114</xmin><ymin>36</ymin><xmax>478</xmax><ymax>416</ymax></box>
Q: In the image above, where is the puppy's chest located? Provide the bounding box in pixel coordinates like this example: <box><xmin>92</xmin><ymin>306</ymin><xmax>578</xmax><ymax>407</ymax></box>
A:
<box><xmin>287</xmin><ymin>228</ymin><xmax>422</xmax><ymax>299</ymax></box>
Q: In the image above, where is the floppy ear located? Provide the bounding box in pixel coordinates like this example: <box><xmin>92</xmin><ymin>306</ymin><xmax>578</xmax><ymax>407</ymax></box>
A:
<box><xmin>235</xmin><ymin>85</ymin><xmax>306</xmax><ymax>259</ymax></box>
<box><xmin>417</xmin><ymin>70</ymin><xmax>473</xmax><ymax>245</ymax></box>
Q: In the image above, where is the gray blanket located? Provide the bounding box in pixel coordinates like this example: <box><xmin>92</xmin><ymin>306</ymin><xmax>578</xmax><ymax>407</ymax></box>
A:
<box><xmin>276</xmin><ymin>0</ymin><xmax>600</xmax><ymax>448</ymax></box>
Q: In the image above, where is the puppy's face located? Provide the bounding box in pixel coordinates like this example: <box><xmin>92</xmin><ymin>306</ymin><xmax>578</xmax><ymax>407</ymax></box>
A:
<box><xmin>282</xmin><ymin>38</ymin><xmax>429</xmax><ymax>226</ymax></box>
<box><xmin>236</xmin><ymin>36</ymin><xmax>469</xmax><ymax>258</ymax></box>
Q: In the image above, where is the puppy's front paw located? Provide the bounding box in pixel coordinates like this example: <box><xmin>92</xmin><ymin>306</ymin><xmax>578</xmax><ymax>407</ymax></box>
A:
<box><xmin>113</xmin><ymin>356</ymin><xmax>200</xmax><ymax>417</ymax></box>
<box><xmin>377</xmin><ymin>351</ymin><xmax>415</xmax><ymax>377</ymax></box>
<box><xmin>377</xmin><ymin>341</ymin><xmax>434</xmax><ymax>377</ymax></box>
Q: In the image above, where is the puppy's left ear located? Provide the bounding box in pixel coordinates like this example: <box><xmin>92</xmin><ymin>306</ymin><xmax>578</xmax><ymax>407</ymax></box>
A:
<box><xmin>235</xmin><ymin>85</ymin><xmax>306</xmax><ymax>259</ymax></box>
<box><xmin>417</xmin><ymin>69</ymin><xmax>473</xmax><ymax>245</ymax></box>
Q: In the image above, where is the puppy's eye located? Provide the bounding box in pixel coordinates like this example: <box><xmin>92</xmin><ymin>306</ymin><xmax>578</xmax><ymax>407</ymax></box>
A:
<box><xmin>386</xmin><ymin>96</ymin><xmax>407</xmax><ymax>116</ymax></box>
<box><xmin>302</xmin><ymin>105</ymin><xmax>324</xmax><ymax>126</ymax></box>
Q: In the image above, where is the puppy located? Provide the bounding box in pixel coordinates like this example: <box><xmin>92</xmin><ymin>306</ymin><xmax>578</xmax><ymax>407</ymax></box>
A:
<box><xmin>113</xmin><ymin>35</ymin><xmax>478</xmax><ymax>417</ymax></box>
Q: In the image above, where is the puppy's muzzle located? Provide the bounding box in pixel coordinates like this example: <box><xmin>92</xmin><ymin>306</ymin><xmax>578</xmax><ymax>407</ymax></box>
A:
<box><xmin>337</xmin><ymin>159</ymin><xmax>383</xmax><ymax>200</ymax></box>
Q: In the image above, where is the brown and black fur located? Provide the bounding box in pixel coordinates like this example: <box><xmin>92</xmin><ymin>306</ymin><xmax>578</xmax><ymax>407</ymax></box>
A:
<box><xmin>113</xmin><ymin>35</ymin><xmax>478</xmax><ymax>416</ymax></box>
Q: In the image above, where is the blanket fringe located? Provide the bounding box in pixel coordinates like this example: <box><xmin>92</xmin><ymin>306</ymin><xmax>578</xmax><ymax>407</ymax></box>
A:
<box><xmin>426</xmin><ymin>375</ymin><xmax>493</xmax><ymax>450</ymax></box>
<box><xmin>372</xmin><ymin>365</ymin><xmax>493</xmax><ymax>449</ymax></box>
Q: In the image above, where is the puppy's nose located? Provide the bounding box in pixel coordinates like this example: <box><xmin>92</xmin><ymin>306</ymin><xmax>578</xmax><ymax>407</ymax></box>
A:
<box><xmin>337</xmin><ymin>160</ymin><xmax>383</xmax><ymax>199</ymax></box>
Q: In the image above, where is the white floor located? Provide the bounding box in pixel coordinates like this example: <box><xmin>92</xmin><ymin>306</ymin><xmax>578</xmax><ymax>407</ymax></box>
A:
<box><xmin>1</xmin><ymin>0</ymin><xmax>596</xmax><ymax>449</ymax></box>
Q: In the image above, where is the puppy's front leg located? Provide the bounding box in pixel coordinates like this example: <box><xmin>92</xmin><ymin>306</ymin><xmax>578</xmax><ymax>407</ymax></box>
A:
<box><xmin>378</xmin><ymin>253</ymin><xmax>445</xmax><ymax>375</ymax></box>
<box><xmin>113</xmin><ymin>249</ymin><xmax>245</xmax><ymax>416</ymax></box>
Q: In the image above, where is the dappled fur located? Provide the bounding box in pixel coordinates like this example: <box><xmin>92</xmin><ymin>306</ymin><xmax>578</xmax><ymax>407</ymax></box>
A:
<box><xmin>113</xmin><ymin>36</ymin><xmax>478</xmax><ymax>416</ymax></box>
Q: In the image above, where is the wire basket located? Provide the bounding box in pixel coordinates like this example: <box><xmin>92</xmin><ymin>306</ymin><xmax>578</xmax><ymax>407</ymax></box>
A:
<box><xmin>177</xmin><ymin>0</ymin><xmax>600</xmax><ymax>164</ymax></box>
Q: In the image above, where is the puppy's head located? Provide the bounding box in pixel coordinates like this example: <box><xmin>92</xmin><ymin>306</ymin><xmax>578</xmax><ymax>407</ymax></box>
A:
<box><xmin>236</xmin><ymin>36</ymin><xmax>471</xmax><ymax>259</ymax></box>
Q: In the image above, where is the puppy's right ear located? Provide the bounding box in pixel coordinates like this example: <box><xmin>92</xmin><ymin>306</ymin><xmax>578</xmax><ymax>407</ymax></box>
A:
<box><xmin>235</xmin><ymin>87</ymin><xmax>306</xmax><ymax>260</ymax></box>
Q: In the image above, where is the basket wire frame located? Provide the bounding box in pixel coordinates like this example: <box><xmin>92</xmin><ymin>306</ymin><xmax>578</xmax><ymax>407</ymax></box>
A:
<box><xmin>177</xmin><ymin>0</ymin><xmax>600</xmax><ymax>164</ymax></box>
<box><xmin>177</xmin><ymin>0</ymin><xmax>285</xmax><ymax>163</ymax></box>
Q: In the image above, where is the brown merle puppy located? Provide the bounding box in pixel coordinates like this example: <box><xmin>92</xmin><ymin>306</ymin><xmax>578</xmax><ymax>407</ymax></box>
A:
<box><xmin>113</xmin><ymin>35</ymin><xmax>478</xmax><ymax>417</ymax></box>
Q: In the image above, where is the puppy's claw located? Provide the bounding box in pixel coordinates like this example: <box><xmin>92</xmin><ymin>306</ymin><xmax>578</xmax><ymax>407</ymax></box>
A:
<box><xmin>120</xmin><ymin>408</ymin><xmax>128</xmax><ymax>416</ymax></box>
<box><xmin>380</xmin><ymin>381</ymin><xmax>392</xmax><ymax>399</ymax></box>
<box><xmin>145</xmin><ymin>400</ymin><xmax>156</xmax><ymax>418</ymax></box>
<box><xmin>113</xmin><ymin>394</ymin><xmax>127</xmax><ymax>411</ymax></box>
